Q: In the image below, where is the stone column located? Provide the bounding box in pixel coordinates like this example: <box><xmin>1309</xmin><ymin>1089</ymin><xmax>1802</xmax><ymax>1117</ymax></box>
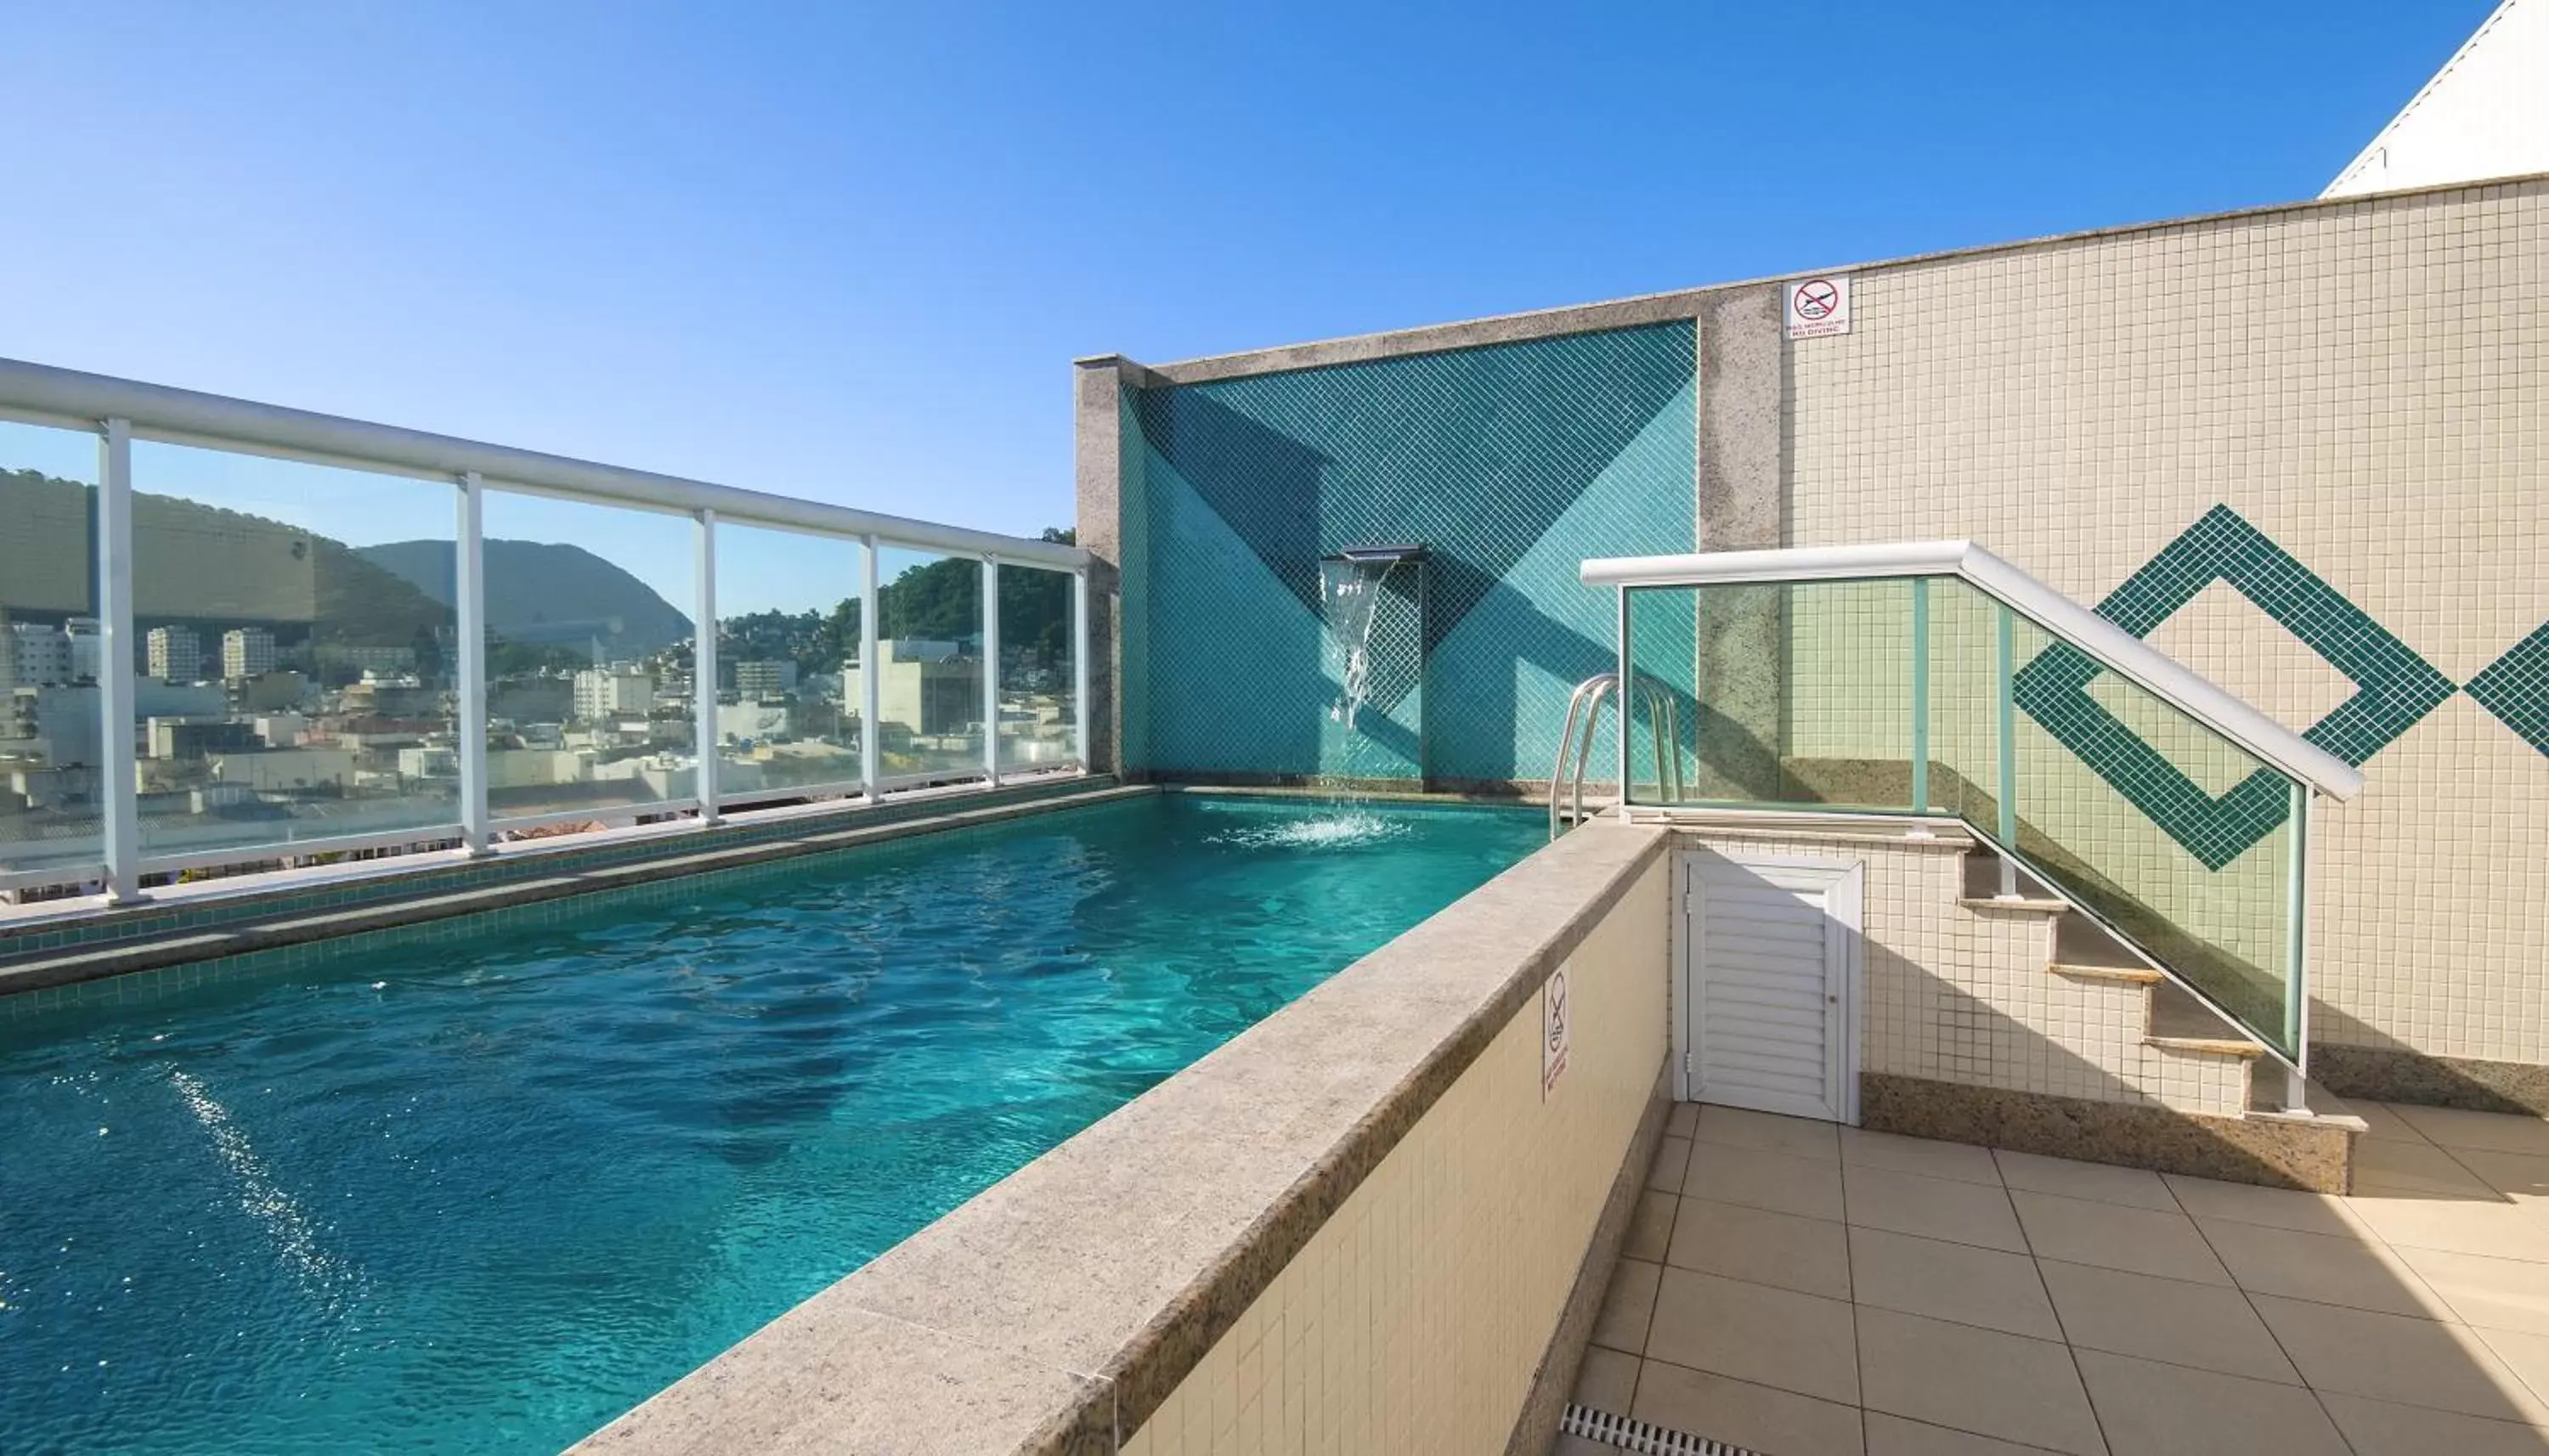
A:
<box><xmin>1691</xmin><ymin>285</ymin><xmax>1791</xmax><ymax>799</ymax></box>
<box><xmin>1072</xmin><ymin>354</ymin><xmax>1145</xmax><ymax>777</ymax></box>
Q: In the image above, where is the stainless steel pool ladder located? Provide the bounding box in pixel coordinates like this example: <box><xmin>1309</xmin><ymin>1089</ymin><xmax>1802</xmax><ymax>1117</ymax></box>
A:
<box><xmin>1549</xmin><ymin>673</ymin><xmax>1683</xmax><ymax>839</ymax></box>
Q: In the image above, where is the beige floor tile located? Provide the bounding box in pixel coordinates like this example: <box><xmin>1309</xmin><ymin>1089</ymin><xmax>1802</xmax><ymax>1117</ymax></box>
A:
<box><xmin>1856</xmin><ymin>1306</ymin><xmax>2104</xmax><ymax>1456</ymax></box>
<box><xmin>1571</xmin><ymin>1345</ymin><xmax>1640</xmax><ymax>1410</ymax></box>
<box><xmin>1697</xmin><ymin>1104</ymin><xmax>1843</xmax><ymax>1161</ymax></box>
<box><xmin>2251</xmin><ymin>1293</ymin><xmax>2549</xmax><ymax>1423</ymax></box>
<box><xmin>1843</xmin><ymin>1165</ymin><xmax>2028</xmax><ymax>1253</ymax></box>
<box><xmin>2478</xmin><ymin>1326</ymin><xmax>2549</xmax><ymax>1411</ymax></box>
<box><xmin>1862</xmin><ymin>1413</ymin><xmax>2063</xmax><ymax>1455</ymax></box>
<box><xmin>2354</xmin><ymin>1102</ymin><xmax>2434</xmax><ymax>1143</ymax></box>
<box><xmin>2396</xmin><ymin>1245</ymin><xmax>2549</xmax><ymax>1335</ymax></box>
<box><xmin>2071</xmin><ymin>1348</ymin><xmax>2348</xmax><ymax>1456</ymax></box>
<box><xmin>1551</xmin><ymin>1436</ymin><xmax>1614</xmax><ymax>1456</ymax></box>
<box><xmin>1687</xmin><ymin>1141</ymin><xmax>1848</xmax><ymax>1222</ymax></box>
<box><xmin>1994</xmin><ymin>1150</ymin><xmax>2176</xmax><ymax>1211</ymax></box>
<box><xmin>2354</xmin><ymin>1138</ymin><xmax>2502</xmax><ymax>1199</ymax></box>
<box><xmin>2390</xmin><ymin>1106</ymin><xmax>2549</xmax><ymax>1158</ymax></box>
<box><xmin>1645</xmin><ymin>1267</ymin><xmax>1860</xmax><ymax>1406</ymax></box>
<box><xmin>1668</xmin><ymin>1101</ymin><xmax>1700</xmax><ymax>1138</ymax></box>
<box><xmin>1591</xmin><ymin>1257</ymin><xmax>1661</xmax><ymax>1354</ymax></box>
<box><xmin>2038</xmin><ymin>1258</ymin><xmax>2301</xmax><ymax>1385</ymax></box>
<box><xmin>2348</xmin><ymin>1189</ymin><xmax>2547</xmax><ymax>1260</ymax></box>
<box><xmin>1624</xmin><ymin>1188</ymin><xmax>1678</xmax><ymax>1262</ymax></box>
<box><xmin>1649</xmin><ymin>1135</ymin><xmax>1694</xmax><ymax>1194</ymax></box>
<box><xmin>2316</xmin><ymin>1391</ymin><xmax>2549</xmax><ymax>1456</ymax></box>
<box><xmin>1848</xmin><ymin>1226</ymin><xmax>2060</xmax><ymax>1340</ymax></box>
<box><xmin>1669</xmin><ymin>1196</ymin><xmax>1852</xmax><ymax>1300</ymax></box>
<box><xmin>2008</xmin><ymin>1189</ymin><xmax>2230</xmax><ymax>1284</ymax></box>
<box><xmin>2162</xmin><ymin>1172</ymin><xmax>2361</xmax><ymax>1236</ymax></box>
<box><xmin>2454</xmin><ymin>1149</ymin><xmax>2549</xmax><ymax>1211</ymax></box>
<box><xmin>1632</xmin><ymin>1361</ymin><xmax>1867</xmax><ymax>1456</ymax></box>
<box><xmin>1840</xmin><ymin>1127</ymin><xmax>2004</xmax><ymax>1186</ymax></box>
<box><xmin>2197</xmin><ymin>1216</ymin><xmax>2444</xmax><ymax>1317</ymax></box>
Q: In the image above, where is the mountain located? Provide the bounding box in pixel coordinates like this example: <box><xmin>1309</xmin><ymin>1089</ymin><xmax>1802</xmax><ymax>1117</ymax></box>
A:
<box><xmin>0</xmin><ymin>467</ymin><xmax>450</xmax><ymax>649</ymax></box>
<box><xmin>358</xmin><ymin>539</ymin><xmax>692</xmax><ymax>654</ymax></box>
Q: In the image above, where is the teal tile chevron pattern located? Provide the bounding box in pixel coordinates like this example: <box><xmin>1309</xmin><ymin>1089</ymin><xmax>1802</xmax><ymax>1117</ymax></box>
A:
<box><xmin>2015</xmin><ymin>505</ymin><xmax>2457</xmax><ymax>869</ymax></box>
<box><xmin>2467</xmin><ymin>622</ymin><xmax>2549</xmax><ymax>758</ymax></box>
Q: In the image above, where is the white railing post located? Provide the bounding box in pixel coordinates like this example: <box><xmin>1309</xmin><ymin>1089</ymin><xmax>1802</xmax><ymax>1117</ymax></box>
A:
<box><xmin>455</xmin><ymin>471</ymin><xmax>491</xmax><ymax>855</ymax></box>
<box><xmin>2285</xmin><ymin>782</ymin><xmax>2312</xmax><ymax>1109</ymax></box>
<box><xmin>860</xmin><ymin>534</ymin><xmax>881</xmax><ymax>799</ymax></box>
<box><xmin>1071</xmin><ymin>568</ymin><xmax>1090</xmax><ymax>773</ymax></box>
<box><xmin>982</xmin><ymin>555</ymin><xmax>1001</xmax><ymax>786</ymax></box>
<box><xmin>694</xmin><ymin>509</ymin><xmax>721</xmax><ymax>825</ymax></box>
<box><xmin>96</xmin><ymin>416</ymin><xmax>143</xmax><ymax>903</ymax></box>
<box><xmin>1995</xmin><ymin>601</ymin><xmax>2020</xmax><ymax>898</ymax></box>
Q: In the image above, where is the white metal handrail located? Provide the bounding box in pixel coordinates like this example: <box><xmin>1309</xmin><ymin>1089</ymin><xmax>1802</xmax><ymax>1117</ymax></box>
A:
<box><xmin>1580</xmin><ymin>542</ymin><xmax>2363</xmax><ymax>802</ymax></box>
<box><xmin>0</xmin><ymin>358</ymin><xmax>1088</xmax><ymax>570</ymax></box>
<box><xmin>1548</xmin><ymin>672</ymin><xmax>1682</xmax><ymax>840</ymax></box>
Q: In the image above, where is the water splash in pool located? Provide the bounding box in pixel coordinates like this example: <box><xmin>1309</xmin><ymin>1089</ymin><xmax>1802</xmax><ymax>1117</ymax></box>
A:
<box><xmin>1207</xmin><ymin>810</ymin><xmax>1412</xmax><ymax>850</ymax></box>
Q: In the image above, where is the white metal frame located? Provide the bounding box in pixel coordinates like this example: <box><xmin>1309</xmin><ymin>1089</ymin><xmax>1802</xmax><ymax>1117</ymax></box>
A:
<box><xmin>1581</xmin><ymin>542</ymin><xmax>2363</xmax><ymax>802</ymax></box>
<box><xmin>1675</xmin><ymin>848</ymin><xmax>1864</xmax><ymax>1125</ymax></box>
<box><xmin>0</xmin><ymin>357</ymin><xmax>1096</xmax><ymax>903</ymax></box>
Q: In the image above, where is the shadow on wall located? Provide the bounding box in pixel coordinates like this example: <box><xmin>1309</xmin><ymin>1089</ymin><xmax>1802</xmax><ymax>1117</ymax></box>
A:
<box><xmin>1123</xmin><ymin>323</ymin><xmax>1701</xmax><ymax>787</ymax></box>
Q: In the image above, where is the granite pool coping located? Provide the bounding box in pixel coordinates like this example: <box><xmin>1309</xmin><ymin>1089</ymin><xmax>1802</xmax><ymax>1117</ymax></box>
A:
<box><xmin>572</xmin><ymin>817</ymin><xmax>1676</xmax><ymax>1455</ymax></box>
<box><xmin>0</xmin><ymin>781</ymin><xmax>1149</xmax><ymax>1002</ymax></box>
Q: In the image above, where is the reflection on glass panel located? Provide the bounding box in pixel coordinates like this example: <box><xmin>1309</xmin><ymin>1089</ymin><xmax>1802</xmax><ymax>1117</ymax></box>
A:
<box><xmin>711</xmin><ymin>522</ymin><xmax>864</xmax><ymax>802</ymax></box>
<box><xmin>872</xmin><ymin>546</ymin><xmax>983</xmax><ymax>783</ymax></box>
<box><xmin>480</xmin><ymin>491</ymin><xmax>697</xmax><ymax>822</ymax></box>
<box><xmin>127</xmin><ymin>442</ymin><xmax>461</xmax><ymax>861</ymax></box>
<box><xmin>1625</xmin><ymin>579</ymin><xmax>1917</xmax><ymax>808</ymax></box>
<box><xmin>0</xmin><ymin>422</ymin><xmax>105</xmax><ymax>883</ymax></box>
<box><xmin>996</xmin><ymin>563</ymin><xmax>1077</xmax><ymax>773</ymax></box>
<box><xmin>2001</xmin><ymin>606</ymin><xmax>2297</xmax><ymax>1054</ymax></box>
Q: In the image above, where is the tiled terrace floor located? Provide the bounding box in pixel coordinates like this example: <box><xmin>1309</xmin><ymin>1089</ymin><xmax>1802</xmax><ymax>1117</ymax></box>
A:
<box><xmin>1563</xmin><ymin>1100</ymin><xmax>2549</xmax><ymax>1456</ymax></box>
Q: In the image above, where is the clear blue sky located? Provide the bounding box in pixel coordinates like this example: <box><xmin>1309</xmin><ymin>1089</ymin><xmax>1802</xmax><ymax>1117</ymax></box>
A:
<box><xmin>0</xmin><ymin>2</ymin><xmax>2490</xmax><ymax>613</ymax></box>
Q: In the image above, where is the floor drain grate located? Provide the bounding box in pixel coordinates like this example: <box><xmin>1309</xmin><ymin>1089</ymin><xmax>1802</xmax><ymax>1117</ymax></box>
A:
<box><xmin>1559</xmin><ymin>1402</ymin><xmax>1761</xmax><ymax>1455</ymax></box>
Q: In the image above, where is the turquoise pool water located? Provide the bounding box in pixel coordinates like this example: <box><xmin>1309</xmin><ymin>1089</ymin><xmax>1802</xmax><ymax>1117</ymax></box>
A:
<box><xmin>0</xmin><ymin>793</ymin><xmax>1541</xmax><ymax>1454</ymax></box>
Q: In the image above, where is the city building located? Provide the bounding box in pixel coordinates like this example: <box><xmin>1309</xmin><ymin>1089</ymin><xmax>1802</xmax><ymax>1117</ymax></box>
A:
<box><xmin>221</xmin><ymin>627</ymin><xmax>277</xmax><ymax>680</ymax></box>
<box><xmin>733</xmin><ymin>658</ymin><xmax>794</xmax><ymax>701</ymax></box>
<box><xmin>144</xmin><ymin>626</ymin><xmax>201</xmax><ymax>684</ymax></box>
<box><xmin>573</xmin><ymin>668</ymin><xmax>655</xmax><ymax>721</ymax></box>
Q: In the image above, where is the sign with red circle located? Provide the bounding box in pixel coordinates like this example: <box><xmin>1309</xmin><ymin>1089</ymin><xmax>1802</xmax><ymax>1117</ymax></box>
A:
<box><xmin>1783</xmin><ymin>274</ymin><xmax>1853</xmax><ymax>339</ymax></box>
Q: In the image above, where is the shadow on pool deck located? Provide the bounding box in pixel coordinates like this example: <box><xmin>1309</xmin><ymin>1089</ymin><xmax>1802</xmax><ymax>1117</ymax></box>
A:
<box><xmin>1561</xmin><ymin>1101</ymin><xmax>2549</xmax><ymax>1456</ymax></box>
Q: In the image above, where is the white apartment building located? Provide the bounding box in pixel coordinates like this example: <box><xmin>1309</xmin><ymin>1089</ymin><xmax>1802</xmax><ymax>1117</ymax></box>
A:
<box><xmin>145</xmin><ymin>626</ymin><xmax>202</xmax><ymax>684</ymax></box>
<box><xmin>222</xmin><ymin>627</ymin><xmax>278</xmax><ymax>680</ymax></box>
<box><xmin>573</xmin><ymin>668</ymin><xmax>656</xmax><ymax>721</ymax></box>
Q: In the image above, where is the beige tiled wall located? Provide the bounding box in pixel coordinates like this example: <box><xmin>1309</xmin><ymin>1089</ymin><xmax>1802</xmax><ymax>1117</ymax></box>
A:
<box><xmin>1119</xmin><ymin>854</ymin><xmax>1669</xmax><ymax>1456</ymax></box>
<box><xmin>1678</xmin><ymin>832</ymin><xmax>2251</xmax><ymax>1117</ymax></box>
<box><xmin>1782</xmin><ymin>179</ymin><xmax>2549</xmax><ymax>1064</ymax></box>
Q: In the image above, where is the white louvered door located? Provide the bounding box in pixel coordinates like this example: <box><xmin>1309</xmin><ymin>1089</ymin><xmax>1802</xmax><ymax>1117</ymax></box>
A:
<box><xmin>1683</xmin><ymin>852</ymin><xmax>1862</xmax><ymax>1124</ymax></box>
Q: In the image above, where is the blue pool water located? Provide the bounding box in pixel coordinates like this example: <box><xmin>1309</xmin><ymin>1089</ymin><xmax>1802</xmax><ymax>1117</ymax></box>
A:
<box><xmin>0</xmin><ymin>793</ymin><xmax>1540</xmax><ymax>1454</ymax></box>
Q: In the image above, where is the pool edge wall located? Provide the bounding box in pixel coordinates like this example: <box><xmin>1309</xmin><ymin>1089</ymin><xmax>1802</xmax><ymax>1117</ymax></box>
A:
<box><xmin>571</xmin><ymin>819</ymin><xmax>1673</xmax><ymax>1455</ymax></box>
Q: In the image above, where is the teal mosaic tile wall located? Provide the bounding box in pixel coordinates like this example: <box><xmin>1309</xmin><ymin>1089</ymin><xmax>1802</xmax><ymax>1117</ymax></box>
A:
<box><xmin>1121</xmin><ymin>323</ymin><xmax>1696</xmax><ymax>783</ymax></box>
<box><xmin>2015</xmin><ymin>504</ymin><xmax>2546</xmax><ymax>870</ymax></box>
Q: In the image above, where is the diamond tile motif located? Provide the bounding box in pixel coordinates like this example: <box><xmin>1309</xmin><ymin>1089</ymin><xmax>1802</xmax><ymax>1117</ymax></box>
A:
<box><xmin>2014</xmin><ymin>505</ymin><xmax>2457</xmax><ymax>869</ymax></box>
<box><xmin>2466</xmin><ymin>622</ymin><xmax>2549</xmax><ymax>758</ymax></box>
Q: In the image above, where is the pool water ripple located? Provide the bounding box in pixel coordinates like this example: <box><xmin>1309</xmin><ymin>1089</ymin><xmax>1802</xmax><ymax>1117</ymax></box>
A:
<box><xmin>0</xmin><ymin>793</ymin><xmax>1540</xmax><ymax>1454</ymax></box>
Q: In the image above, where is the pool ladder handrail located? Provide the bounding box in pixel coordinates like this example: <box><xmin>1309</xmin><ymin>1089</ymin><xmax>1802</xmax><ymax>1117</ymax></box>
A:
<box><xmin>1549</xmin><ymin>673</ymin><xmax>1682</xmax><ymax>839</ymax></box>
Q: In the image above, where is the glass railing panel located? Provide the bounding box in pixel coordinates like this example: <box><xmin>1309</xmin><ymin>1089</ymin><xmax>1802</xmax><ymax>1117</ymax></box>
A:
<box><xmin>1926</xmin><ymin>578</ymin><xmax>2008</xmax><ymax>832</ymax></box>
<box><xmin>2003</xmin><ymin>602</ymin><xmax>2298</xmax><ymax>1055</ymax></box>
<box><xmin>0</xmin><ymin>422</ymin><xmax>105</xmax><ymax>881</ymax></box>
<box><xmin>478</xmin><ymin>489</ymin><xmax>698</xmax><ymax>823</ymax></box>
<box><xmin>709</xmin><ymin>521</ymin><xmax>864</xmax><ymax>804</ymax></box>
<box><xmin>873</xmin><ymin>545</ymin><xmax>985</xmax><ymax>784</ymax></box>
<box><xmin>1624</xmin><ymin>578</ymin><xmax>1919</xmax><ymax>809</ymax></box>
<box><xmin>127</xmin><ymin>441</ymin><xmax>461</xmax><ymax>861</ymax></box>
<box><xmin>996</xmin><ymin>562</ymin><xmax>1077</xmax><ymax>774</ymax></box>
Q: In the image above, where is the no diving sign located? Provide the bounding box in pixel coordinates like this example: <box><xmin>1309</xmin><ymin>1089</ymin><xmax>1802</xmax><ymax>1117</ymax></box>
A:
<box><xmin>1784</xmin><ymin>275</ymin><xmax>1851</xmax><ymax>340</ymax></box>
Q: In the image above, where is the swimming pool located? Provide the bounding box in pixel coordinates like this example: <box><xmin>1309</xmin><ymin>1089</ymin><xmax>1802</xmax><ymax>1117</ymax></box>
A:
<box><xmin>0</xmin><ymin>793</ymin><xmax>1542</xmax><ymax>1454</ymax></box>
